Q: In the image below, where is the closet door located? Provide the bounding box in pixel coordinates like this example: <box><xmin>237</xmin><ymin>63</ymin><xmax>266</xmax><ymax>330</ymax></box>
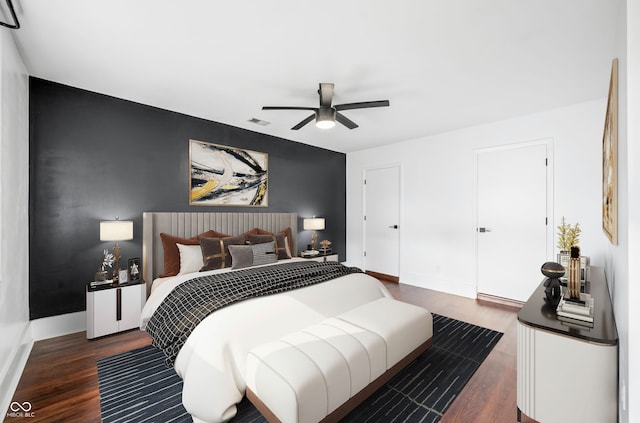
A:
<box><xmin>477</xmin><ymin>142</ymin><xmax>550</xmax><ymax>302</ymax></box>
<box><xmin>364</xmin><ymin>165</ymin><xmax>400</xmax><ymax>279</ymax></box>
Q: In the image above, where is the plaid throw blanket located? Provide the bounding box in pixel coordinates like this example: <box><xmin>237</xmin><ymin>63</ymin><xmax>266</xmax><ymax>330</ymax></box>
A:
<box><xmin>145</xmin><ymin>260</ymin><xmax>363</xmax><ymax>366</ymax></box>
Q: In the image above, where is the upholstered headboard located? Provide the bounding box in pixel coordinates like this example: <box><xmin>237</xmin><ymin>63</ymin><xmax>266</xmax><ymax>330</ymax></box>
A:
<box><xmin>142</xmin><ymin>212</ymin><xmax>298</xmax><ymax>289</ymax></box>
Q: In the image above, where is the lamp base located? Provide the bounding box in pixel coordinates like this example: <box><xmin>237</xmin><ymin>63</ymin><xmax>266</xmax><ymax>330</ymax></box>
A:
<box><xmin>112</xmin><ymin>244</ymin><xmax>121</xmax><ymax>283</ymax></box>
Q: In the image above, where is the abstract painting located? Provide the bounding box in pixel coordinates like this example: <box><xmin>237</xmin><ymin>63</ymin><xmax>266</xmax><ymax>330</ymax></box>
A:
<box><xmin>602</xmin><ymin>58</ymin><xmax>618</xmax><ymax>245</ymax></box>
<box><xmin>189</xmin><ymin>139</ymin><xmax>268</xmax><ymax>206</ymax></box>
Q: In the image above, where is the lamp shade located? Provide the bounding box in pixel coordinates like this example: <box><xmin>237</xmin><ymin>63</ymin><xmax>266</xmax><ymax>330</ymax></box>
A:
<box><xmin>100</xmin><ymin>220</ymin><xmax>133</xmax><ymax>241</ymax></box>
<box><xmin>303</xmin><ymin>218</ymin><xmax>325</xmax><ymax>231</ymax></box>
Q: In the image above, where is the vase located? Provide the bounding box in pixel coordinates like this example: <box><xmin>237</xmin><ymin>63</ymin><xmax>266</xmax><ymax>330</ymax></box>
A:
<box><xmin>568</xmin><ymin>257</ymin><xmax>581</xmax><ymax>299</ymax></box>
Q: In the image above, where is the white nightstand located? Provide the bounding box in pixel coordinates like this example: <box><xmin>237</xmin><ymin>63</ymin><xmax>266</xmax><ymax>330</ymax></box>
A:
<box><xmin>86</xmin><ymin>281</ymin><xmax>146</xmax><ymax>339</ymax></box>
<box><xmin>300</xmin><ymin>253</ymin><xmax>339</xmax><ymax>263</ymax></box>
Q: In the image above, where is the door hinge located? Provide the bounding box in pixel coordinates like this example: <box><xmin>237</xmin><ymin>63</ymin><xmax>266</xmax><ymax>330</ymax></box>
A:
<box><xmin>364</xmin><ymin>179</ymin><xmax>367</xmax><ymax>185</ymax></box>
<box><xmin>364</xmin><ymin>251</ymin><xmax>367</xmax><ymax>257</ymax></box>
<box><xmin>545</xmin><ymin>158</ymin><xmax>548</xmax><ymax>166</ymax></box>
<box><xmin>546</xmin><ymin>217</ymin><xmax>548</xmax><ymax>225</ymax></box>
<box><xmin>364</xmin><ymin>215</ymin><xmax>366</xmax><ymax>221</ymax></box>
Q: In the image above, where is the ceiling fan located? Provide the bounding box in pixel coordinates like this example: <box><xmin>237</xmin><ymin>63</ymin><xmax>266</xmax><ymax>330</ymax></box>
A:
<box><xmin>262</xmin><ymin>83</ymin><xmax>390</xmax><ymax>130</ymax></box>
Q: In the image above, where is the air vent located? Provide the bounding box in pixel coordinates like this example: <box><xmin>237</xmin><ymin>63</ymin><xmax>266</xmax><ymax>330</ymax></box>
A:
<box><xmin>248</xmin><ymin>118</ymin><xmax>270</xmax><ymax>126</ymax></box>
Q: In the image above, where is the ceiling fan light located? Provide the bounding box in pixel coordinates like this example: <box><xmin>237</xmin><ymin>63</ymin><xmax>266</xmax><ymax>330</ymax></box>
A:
<box><xmin>316</xmin><ymin>108</ymin><xmax>336</xmax><ymax>129</ymax></box>
<box><xmin>316</xmin><ymin>119</ymin><xmax>335</xmax><ymax>129</ymax></box>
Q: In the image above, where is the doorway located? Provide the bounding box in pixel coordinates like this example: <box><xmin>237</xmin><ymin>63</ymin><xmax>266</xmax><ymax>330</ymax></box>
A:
<box><xmin>364</xmin><ymin>165</ymin><xmax>401</xmax><ymax>281</ymax></box>
<box><xmin>476</xmin><ymin>141</ymin><xmax>552</xmax><ymax>302</ymax></box>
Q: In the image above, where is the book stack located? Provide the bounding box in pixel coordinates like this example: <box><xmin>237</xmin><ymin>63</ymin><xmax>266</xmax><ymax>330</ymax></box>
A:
<box><xmin>556</xmin><ymin>293</ymin><xmax>594</xmax><ymax>328</ymax></box>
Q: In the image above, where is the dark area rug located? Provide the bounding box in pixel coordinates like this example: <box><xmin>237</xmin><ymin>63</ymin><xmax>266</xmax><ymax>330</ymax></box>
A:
<box><xmin>97</xmin><ymin>314</ymin><xmax>502</xmax><ymax>423</ymax></box>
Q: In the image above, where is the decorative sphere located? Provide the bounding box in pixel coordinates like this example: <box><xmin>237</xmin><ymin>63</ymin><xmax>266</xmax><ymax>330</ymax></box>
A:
<box><xmin>541</xmin><ymin>261</ymin><xmax>565</xmax><ymax>278</ymax></box>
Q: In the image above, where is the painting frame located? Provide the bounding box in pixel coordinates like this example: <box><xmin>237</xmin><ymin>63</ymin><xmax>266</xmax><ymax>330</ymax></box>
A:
<box><xmin>602</xmin><ymin>58</ymin><xmax>618</xmax><ymax>245</ymax></box>
<box><xmin>189</xmin><ymin>139</ymin><xmax>268</xmax><ymax>207</ymax></box>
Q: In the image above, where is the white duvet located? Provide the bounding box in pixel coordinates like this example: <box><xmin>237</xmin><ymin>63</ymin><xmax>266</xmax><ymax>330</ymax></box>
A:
<box><xmin>140</xmin><ymin>259</ymin><xmax>392</xmax><ymax>423</ymax></box>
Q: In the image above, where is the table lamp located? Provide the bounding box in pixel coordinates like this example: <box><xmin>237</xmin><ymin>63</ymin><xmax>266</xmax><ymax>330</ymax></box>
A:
<box><xmin>303</xmin><ymin>217</ymin><xmax>325</xmax><ymax>251</ymax></box>
<box><xmin>100</xmin><ymin>217</ymin><xmax>133</xmax><ymax>283</ymax></box>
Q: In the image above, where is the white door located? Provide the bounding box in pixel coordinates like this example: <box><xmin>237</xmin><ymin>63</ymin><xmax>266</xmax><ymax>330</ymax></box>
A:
<box><xmin>364</xmin><ymin>166</ymin><xmax>400</xmax><ymax>278</ymax></box>
<box><xmin>477</xmin><ymin>143</ymin><xmax>549</xmax><ymax>302</ymax></box>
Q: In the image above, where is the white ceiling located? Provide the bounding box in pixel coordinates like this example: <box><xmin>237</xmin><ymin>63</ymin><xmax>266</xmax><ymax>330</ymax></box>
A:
<box><xmin>7</xmin><ymin>0</ymin><xmax>619</xmax><ymax>153</ymax></box>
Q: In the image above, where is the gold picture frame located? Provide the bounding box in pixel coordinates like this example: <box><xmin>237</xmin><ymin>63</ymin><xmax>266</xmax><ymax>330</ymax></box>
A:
<box><xmin>189</xmin><ymin>139</ymin><xmax>268</xmax><ymax>207</ymax></box>
<box><xmin>602</xmin><ymin>58</ymin><xmax>618</xmax><ymax>245</ymax></box>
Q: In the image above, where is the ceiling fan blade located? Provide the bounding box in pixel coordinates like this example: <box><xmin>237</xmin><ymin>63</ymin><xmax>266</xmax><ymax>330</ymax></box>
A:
<box><xmin>334</xmin><ymin>100</ymin><xmax>390</xmax><ymax>111</ymax></box>
<box><xmin>318</xmin><ymin>83</ymin><xmax>334</xmax><ymax>108</ymax></box>
<box><xmin>292</xmin><ymin>113</ymin><xmax>316</xmax><ymax>130</ymax></box>
<box><xmin>262</xmin><ymin>106</ymin><xmax>317</xmax><ymax>111</ymax></box>
<box><xmin>335</xmin><ymin>112</ymin><xmax>358</xmax><ymax>129</ymax></box>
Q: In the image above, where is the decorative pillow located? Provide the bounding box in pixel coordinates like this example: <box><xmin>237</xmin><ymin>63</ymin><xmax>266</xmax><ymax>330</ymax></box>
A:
<box><xmin>283</xmin><ymin>236</ymin><xmax>292</xmax><ymax>258</ymax></box>
<box><xmin>244</xmin><ymin>227</ymin><xmax>266</xmax><ymax>236</ymax></box>
<box><xmin>245</xmin><ymin>227</ymin><xmax>293</xmax><ymax>257</ymax></box>
<box><xmin>160</xmin><ymin>230</ymin><xmax>227</xmax><ymax>277</ymax></box>
<box><xmin>277</xmin><ymin>227</ymin><xmax>293</xmax><ymax>252</ymax></box>
<box><xmin>227</xmin><ymin>244</ymin><xmax>254</xmax><ymax>269</ymax></box>
<box><xmin>252</xmin><ymin>241</ymin><xmax>278</xmax><ymax>266</ymax></box>
<box><xmin>228</xmin><ymin>242</ymin><xmax>277</xmax><ymax>269</ymax></box>
<box><xmin>177</xmin><ymin>244</ymin><xmax>204</xmax><ymax>275</ymax></box>
<box><xmin>199</xmin><ymin>235</ymin><xmax>246</xmax><ymax>271</ymax></box>
<box><xmin>247</xmin><ymin>233</ymin><xmax>291</xmax><ymax>260</ymax></box>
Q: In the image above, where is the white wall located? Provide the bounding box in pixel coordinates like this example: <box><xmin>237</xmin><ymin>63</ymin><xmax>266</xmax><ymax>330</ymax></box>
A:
<box><xmin>609</xmin><ymin>0</ymin><xmax>638</xmax><ymax>421</ymax></box>
<box><xmin>347</xmin><ymin>99</ymin><xmax>610</xmax><ymax>299</ymax></box>
<box><xmin>625</xmin><ymin>1</ymin><xmax>639</xmax><ymax>419</ymax></box>
<box><xmin>0</xmin><ymin>30</ymin><xmax>31</xmax><ymax>414</ymax></box>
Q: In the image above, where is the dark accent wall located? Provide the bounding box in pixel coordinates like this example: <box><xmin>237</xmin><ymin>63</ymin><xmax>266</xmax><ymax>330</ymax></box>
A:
<box><xmin>29</xmin><ymin>78</ymin><xmax>346</xmax><ymax>320</ymax></box>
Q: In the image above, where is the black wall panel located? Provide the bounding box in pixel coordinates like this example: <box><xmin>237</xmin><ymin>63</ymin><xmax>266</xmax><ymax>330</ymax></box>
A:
<box><xmin>29</xmin><ymin>78</ymin><xmax>346</xmax><ymax>319</ymax></box>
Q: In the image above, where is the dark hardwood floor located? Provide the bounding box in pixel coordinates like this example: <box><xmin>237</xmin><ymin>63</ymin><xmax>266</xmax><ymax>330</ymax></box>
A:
<box><xmin>5</xmin><ymin>282</ymin><xmax>537</xmax><ymax>423</ymax></box>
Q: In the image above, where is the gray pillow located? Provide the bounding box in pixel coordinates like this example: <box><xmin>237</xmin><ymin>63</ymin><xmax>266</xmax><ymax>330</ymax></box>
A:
<box><xmin>229</xmin><ymin>241</ymin><xmax>277</xmax><ymax>269</ymax></box>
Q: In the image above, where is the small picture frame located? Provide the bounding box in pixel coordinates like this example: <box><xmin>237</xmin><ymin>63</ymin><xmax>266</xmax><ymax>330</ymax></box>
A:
<box><xmin>118</xmin><ymin>269</ymin><xmax>129</xmax><ymax>283</ymax></box>
<box><xmin>128</xmin><ymin>257</ymin><xmax>141</xmax><ymax>281</ymax></box>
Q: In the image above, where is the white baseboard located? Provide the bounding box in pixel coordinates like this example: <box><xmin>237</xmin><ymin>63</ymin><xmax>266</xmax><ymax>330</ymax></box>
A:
<box><xmin>0</xmin><ymin>324</ymin><xmax>33</xmax><ymax>418</ymax></box>
<box><xmin>1</xmin><ymin>312</ymin><xmax>86</xmax><ymax>416</ymax></box>
<box><xmin>30</xmin><ymin>311</ymin><xmax>86</xmax><ymax>341</ymax></box>
<box><xmin>400</xmin><ymin>272</ymin><xmax>477</xmax><ymax>299</ymax></box>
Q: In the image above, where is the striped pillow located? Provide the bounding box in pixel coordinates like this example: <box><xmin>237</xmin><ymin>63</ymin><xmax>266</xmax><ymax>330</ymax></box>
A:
<box><xmin>252</xmin><ymin>241</ymin><xmax>277</xmax><ymax>266</ymax></box>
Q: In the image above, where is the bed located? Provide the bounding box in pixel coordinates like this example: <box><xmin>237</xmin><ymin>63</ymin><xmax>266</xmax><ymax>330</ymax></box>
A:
<box><xmin>140</xmin><ymin>212</ymin><xmax>432</xmax><ymax>423</ymax></box>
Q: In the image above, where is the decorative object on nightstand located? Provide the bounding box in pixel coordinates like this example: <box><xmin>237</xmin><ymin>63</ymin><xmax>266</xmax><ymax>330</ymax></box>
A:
<box><xmin>567</xmin><ymin>246</ymin><xmax>581</xmax><ymax>300</ymax></box>
<box><xmin>319</xmin><ymin>239</ymin><xmax>332</xmax><ymax>255</ymax></box>
<box><xmin>128</xmin><ymin>257</ymin><xmax>141</xmax><ymax>281</ymax></box>
<box><xmin>94</xmin><ymin>249</ymin><xmax>114</xmax><ymax>283</ymax></box>
<box><xmin>556</xmin><ymin>217</ymin><xmax>581</xmax><ymax>266</ymax></box>
<box><xmin>541</xmin><ymin>261</ymin><xmax>564</xmax><ymax>306</ymax></box>
<box><xmin>119</xmin><ymin>269</ymin><xmax>129</xmax><ymax>283</ymax></box>
<box><xmin>100</xmin><ymin>217</ymin><xmax>133</xmax><ymax>284</ymax></box>
<box><xmin>301</xmin><ymin>249</ymin><xmax>319</xmax><ymax>258</ymax></box>
<box><xmin>303</xmin><ymin>217</ymin><xmax>325</xmax><ymax>252</ymax></box>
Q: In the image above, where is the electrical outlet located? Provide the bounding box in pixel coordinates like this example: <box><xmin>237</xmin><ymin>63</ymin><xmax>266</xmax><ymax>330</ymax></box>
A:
<box><xmin>621</xmin><ymin>381</ymin><xmax>627</xmax><ymax>411</ymax></box>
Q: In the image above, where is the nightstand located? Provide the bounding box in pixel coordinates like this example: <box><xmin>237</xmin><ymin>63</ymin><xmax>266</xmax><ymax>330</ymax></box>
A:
<box><xmin>86</xmin><ymin>280</ymin><xmax>146</xmax><ymax>339</ymax></box>
<box><xmin>300</xmin><ymin>253</ymin><xmax>339</xmax><ymax>263</ymax></box>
